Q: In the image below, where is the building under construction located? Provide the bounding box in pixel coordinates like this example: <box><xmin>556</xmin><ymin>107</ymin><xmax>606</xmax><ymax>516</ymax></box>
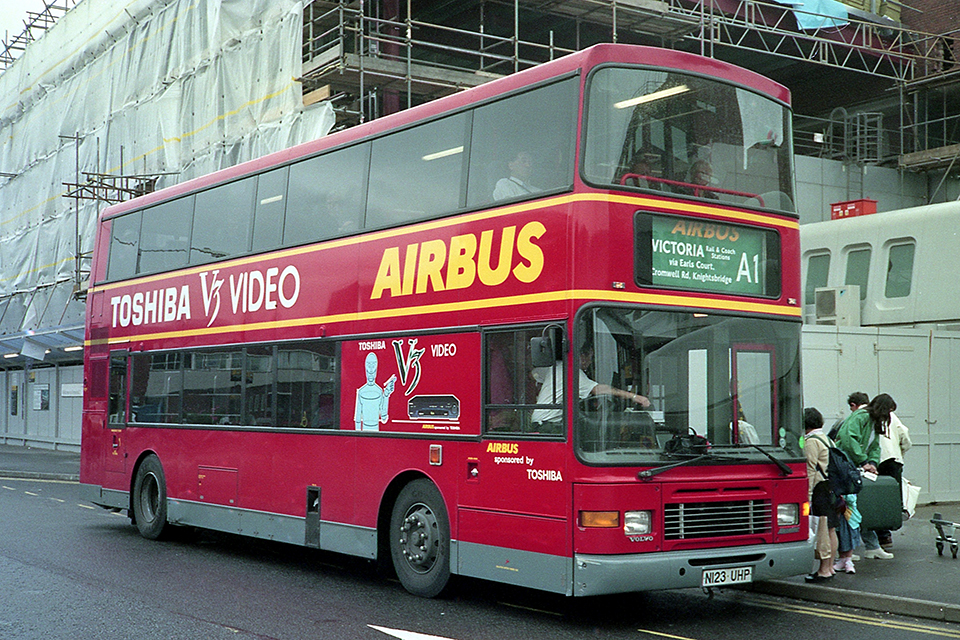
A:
<box><xmin>1</xmin><ymin>0</ymin><xmax>960</xmax><ymax>448</ymax></box>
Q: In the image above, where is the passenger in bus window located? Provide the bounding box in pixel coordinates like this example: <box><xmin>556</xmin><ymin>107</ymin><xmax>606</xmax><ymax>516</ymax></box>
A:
<box><xmin>485</xmin><ymin>333</ymin><xmax>517</xmax><ymax>432</ymax></box>
<box><xmin>679</xmin><ymin>159</ymin><xmax>718</xmax><ymax>199</ymax></box>
<box><xmin>620</xmin><ymin>157</ymin><xmax>658</xmax><ymax>189</ymax></box>
<box><xmin>690</xmin><ymin>160</ymin><xmax>719</xmax><ymax>199</ymax></box>
<box><xmin>493</xmin><ymin>150</ymin><xmax>539</xmax><ymax>200</ymax></box>
<box><xmin>531</xmin><ymin>346</ymin><xmax>650</xmax><ymax>429</ymax></box>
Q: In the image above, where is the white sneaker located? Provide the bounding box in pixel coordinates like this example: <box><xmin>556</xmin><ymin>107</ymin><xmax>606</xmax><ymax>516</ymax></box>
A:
<box><xmin>864</xmin><ymin>548</ymin><xmax>894</xmax><ymax>559</ymax></box>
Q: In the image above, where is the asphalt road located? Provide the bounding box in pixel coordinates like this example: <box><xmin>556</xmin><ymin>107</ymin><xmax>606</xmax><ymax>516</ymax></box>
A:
<box><xmin>2</xmin><ymin>476</ymin><xmax>958</xmax><ymax>640</ymax></box>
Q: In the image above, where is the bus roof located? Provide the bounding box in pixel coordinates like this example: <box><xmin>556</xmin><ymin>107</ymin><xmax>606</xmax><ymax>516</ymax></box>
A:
<box><xmin>99</xmin><ymin>43</ymin><xmax>791</xmax><ymax>222</ymax></box>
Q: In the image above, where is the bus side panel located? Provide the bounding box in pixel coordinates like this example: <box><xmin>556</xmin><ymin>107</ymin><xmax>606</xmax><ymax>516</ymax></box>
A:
<box><xmin>456</xmin><ymin>439</ymin><xmax>570</xmax><ymax>589</ymax></box>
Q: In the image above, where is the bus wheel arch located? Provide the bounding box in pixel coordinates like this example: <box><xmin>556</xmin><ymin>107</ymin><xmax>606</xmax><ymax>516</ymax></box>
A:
<box><xmin>382</xmin><ymin>474</ymin><xmax>452</xmax><ymax>598</ymax></box>
<box><xmin>130</xmin><ymin>452</ymin><xmax>170</xmax><ymax>540</ymax></box>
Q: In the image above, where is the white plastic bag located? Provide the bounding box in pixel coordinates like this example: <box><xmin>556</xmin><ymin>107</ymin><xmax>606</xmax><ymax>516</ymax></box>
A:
<box><xmin>902</xmin><ymin>477</ymin><xmax>921</xmax><ymax>518</ymax></box>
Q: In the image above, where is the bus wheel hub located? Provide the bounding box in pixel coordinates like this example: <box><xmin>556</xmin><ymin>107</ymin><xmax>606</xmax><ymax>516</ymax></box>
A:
<box><xmin>399</xmin><ymin>505</ymin><xmax>438</xmax><ymax>571</ymax></box>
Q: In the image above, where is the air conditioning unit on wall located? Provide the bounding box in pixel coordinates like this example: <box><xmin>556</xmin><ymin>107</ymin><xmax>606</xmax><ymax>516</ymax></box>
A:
<box><xmin>815</xmin><ymin>286</ymin><xmax>860</xmax><ymax>326</ymax></box>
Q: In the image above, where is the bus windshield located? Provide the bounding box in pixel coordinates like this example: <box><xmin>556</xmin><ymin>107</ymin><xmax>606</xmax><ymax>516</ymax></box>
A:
<box><xmin>575</xmin><ymin>307</ymin><xmax>802</xmax><ymax>464</ymax></box>
<box><xmin>583</xmin><ymin>66</ymin><xmax>795</xmax><ymax>213</ymax></box>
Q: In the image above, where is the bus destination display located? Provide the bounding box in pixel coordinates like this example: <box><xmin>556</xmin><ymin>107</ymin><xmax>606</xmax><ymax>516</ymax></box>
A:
<box><xmin>635</xmin><ymin>213</ymin><xmax>780</xmax><ymax>297</ymax></box>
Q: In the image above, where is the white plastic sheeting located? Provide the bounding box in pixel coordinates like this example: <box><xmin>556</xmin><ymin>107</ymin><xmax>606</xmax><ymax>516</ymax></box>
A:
<box><xmin>0</xmin><ymin>0</ymin><xmax>334</xmax><ymax>331</ymax></box>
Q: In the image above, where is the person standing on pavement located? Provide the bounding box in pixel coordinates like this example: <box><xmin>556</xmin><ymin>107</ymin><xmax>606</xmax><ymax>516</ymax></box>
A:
<box><xmin>828</xmin><ymin>391</ymin><xmax>869</xmax><ymax>440</ymax></box>
<box><xmin>836</xmin><ymin>392</ymin><xmax>897</xmax><ymax>559</ymax></box>
<box><xmin>804</xmin><ymin>407</ymin><xmax>838</xmax><ymax>583</ymax></box>
<box><xmin>876</xmin><ymin>410</ymin><xmax>912</xmax><ymax>549</ymax></box>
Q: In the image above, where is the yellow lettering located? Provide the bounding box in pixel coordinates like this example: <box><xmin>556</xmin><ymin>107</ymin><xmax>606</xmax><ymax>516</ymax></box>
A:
<box><xmin>729</xmin><ymin>229</ymin><xmax>739</xmax><ymax>242</ymax></box>
<box><xmin>402</xmin><ymin>244</ymin><xmax>418</xmax><ymax>296</ymax></box>
<box><xmin>446</xmin><ymin>233</ymin><xmax>477</xmax><ymax>291</ymax></box>
<box><xmin>512</xmin><ymin>221</ymin><xmax>545</xmax><ymax>284</ymax></box>
<box><xmin>416</xmin><ymin>239</ymin><xmax>447</xmax><ymax>294</ymax></box>
<box><xmin>485</xmin><ymin>442</ymin><xmax>519</xmax><ymax>454</ymax></box>
<box><xmin>371</xmin><ymin>247</ymin><xmax>402</xmax><ymax>299</ymax></box>
<box><xmin>703</xmin><ymin>224</ymin><xmax>715</xmax><ymax>239</ymax></box>
<box><xmin>671</xmin><ymin>220</ymin><xmax>688</xmax><ymax>235</ymax></box>
<box><xmin>478</xmin><ymin>227</ymin><xmax>515</xmax><ymax>286</ymax></box>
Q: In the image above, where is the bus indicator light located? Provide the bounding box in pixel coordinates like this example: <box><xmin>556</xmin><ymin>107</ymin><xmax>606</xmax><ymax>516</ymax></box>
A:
<box><xmin>580</xmin><ymin>511</ymin><xmax>620</xmax><ymax>528</ymax></box>
<box><xmin>429</xmin><ymin>444</ymin><xmax>442</xmax><ymax>466</ymax></box>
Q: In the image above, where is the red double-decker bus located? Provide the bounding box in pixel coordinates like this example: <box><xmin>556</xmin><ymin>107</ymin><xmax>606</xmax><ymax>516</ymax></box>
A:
<box><xmin>80</xmin><ymin>43</ymin><xmax>811</xmax><ymax>598</ymax></box>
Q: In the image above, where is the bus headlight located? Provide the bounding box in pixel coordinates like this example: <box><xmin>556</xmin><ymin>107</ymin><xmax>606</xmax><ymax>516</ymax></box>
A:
<box><xmin>777</xmin><ymin>503</ymin><xmax>799</xmax><ymax>527</ymax></box>
<box><xmin>624</xmin><ymin>510</ymin><xmax>652</xmax><ymax>535</ymax></box>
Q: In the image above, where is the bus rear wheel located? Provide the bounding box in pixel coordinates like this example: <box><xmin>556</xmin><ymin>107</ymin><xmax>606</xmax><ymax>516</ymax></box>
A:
<box><xmin>389</xmin><ymin>479</ymin><xmax>451</xmax><ymax>598</ymax></box>
<box><xmin>132</xmin><ymin>454</ymin><xmax>169</xmax><ymax>540</ymax></box>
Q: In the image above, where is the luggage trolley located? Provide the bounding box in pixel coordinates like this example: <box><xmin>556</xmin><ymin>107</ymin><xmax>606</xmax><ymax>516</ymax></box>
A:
<box><xmin>931</xmin><ymin>513</ymin><xmax>959</xmax><ymax>559</ymax></box>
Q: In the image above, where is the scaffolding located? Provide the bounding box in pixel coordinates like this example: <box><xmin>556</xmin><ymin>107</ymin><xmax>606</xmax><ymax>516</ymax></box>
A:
<box><xmin>0</xmin><ymin>0</ymin><xmax>77</xmax><ymax>71</ymax></box>
<box><xmin>301</xmin><ymin>0</ymin><xmax>960</xmax><ymax>168</ymax></box>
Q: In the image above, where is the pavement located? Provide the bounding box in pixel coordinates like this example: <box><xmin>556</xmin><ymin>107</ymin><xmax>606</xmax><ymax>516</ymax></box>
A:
<box><xmin>1</xmin><ymin>443</ymin><xmax>958</xmax><ymax>620</ymax></box>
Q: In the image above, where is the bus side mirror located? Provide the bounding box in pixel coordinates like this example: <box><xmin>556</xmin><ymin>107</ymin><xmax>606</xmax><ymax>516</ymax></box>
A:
<box><xmin>530</xmin><ymin>335</ymin><xmax>561</xmax><ymax>368</ymax></box>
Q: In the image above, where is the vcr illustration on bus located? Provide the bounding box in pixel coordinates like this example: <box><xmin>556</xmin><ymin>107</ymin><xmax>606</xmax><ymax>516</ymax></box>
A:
<box><xmin>80</xmin><ymin>43</ymin><xmax>812</xmax><ymax>597</ymax></box>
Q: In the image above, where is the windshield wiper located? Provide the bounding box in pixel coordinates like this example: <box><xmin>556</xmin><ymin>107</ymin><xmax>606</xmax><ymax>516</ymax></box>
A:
<box><xmin>638</xmin><ymin>454</ymin><xmax>712</xmax><ymax>479</ymax></box>
<box><xmin>747</xmin><ymin>444</ymin><xmax>792</xmax><ymax>476</ymax></box>
<box><xmin>637</xmin><ymin>449</ymin><xmax>755</xmax><ymax>480</ymax></box>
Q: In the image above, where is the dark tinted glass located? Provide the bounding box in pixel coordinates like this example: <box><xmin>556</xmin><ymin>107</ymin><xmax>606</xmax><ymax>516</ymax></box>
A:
<box><xmin>285</xmin><ymin>144</ymin><xmax>368</xmax><ymax>244</ymax></box>
<box><xmin>367</xmin><ymin>114</ymin><xmax>468</xmax><ymax>228</ymax></box>
<box><xmin>191</xmin><ymin>178</ymin><xmax>256</xmax><ymax>264</ymax></box>
<box><xmin>107</xmin><ymin>212</ymin><xmax>142</xmax><ymax>281</ymax></box>
<box><xmin>468</xmin><ymin>78</ymin><xmax>578</xmax><ymax>207</ymax></box>
<box><xmin>138</xmin><ymin>198</ymin><xmax>194</xmax><ymax>274</ymax></box>
<box><xmin>253</xmin><ymin>167</ymin><xmax>288</xmax><ymax>252</ymax></box>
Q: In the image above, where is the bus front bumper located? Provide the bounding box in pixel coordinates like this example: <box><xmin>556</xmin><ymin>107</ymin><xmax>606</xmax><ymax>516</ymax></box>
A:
<box><xmin>573</xmin><ymin>538</ymin><xmax>814</xmax><ymax>596</ymax></box>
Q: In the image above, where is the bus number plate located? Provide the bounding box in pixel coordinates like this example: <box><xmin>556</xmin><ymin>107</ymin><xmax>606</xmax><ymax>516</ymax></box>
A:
<box><xmin>701</xmin><ymin>566</ymin><xmax>752</xmax><ymax>587</ymax></box>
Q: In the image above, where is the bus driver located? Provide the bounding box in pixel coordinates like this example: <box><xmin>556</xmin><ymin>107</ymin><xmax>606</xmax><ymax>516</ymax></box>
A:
<box><xmin>531</xmin><ymin>345</ymin><xmax>650</xmax><ymax>428</ymax></box>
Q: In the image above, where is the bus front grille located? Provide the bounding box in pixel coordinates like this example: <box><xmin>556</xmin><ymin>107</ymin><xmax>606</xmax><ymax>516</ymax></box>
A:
<box><xmin>663</xmin><ymin>500</ymin><xmax>772</xmax><ymax>539</ymax></box>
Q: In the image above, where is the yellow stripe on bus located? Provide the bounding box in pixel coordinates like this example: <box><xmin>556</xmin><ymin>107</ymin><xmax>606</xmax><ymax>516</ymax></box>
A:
<box><xmin>85</xmin><ymin>288</ymin><xmax>800</xmax><ymax>347</ymax></box>
<box><xmin>89</xmin><ymin>193</ymin><xmax>798</xmax><ymax>294</ymax></box>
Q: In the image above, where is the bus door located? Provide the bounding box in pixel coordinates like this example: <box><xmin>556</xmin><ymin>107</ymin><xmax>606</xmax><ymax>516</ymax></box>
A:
<box><xmin>104</xmin><ymin>351</ymin><xmax>129</xmax><ymax>476</ymax></box>
<box><xmin>457</xmin><ymin>326</ymin><xmax>570</xmax><ymax>593</ymax></box>
<box><xmin>731</xmin><ymin>344</ymin><xmax>778</xmax><ymax>446</ymax></box>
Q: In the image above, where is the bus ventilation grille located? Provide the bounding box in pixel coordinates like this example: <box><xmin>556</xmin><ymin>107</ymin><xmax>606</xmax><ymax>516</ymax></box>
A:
<box><xmin>663</xmin><ymin>500</ymin><xmax>772</xmax><ymax>540</ymax></box>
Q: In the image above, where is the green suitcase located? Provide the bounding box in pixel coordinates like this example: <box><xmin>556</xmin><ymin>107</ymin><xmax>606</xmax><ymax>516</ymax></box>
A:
<box><xmin>857</xmin><ymin>474</ymin><xmax>902</xmax><ymax>531</ymax></box>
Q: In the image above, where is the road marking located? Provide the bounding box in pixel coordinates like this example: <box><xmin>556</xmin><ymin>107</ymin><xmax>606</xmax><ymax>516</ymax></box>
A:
<box><xmin>749</xmin><ymin>598</ymin><xmax>960</xmax><ymax>637</ymax></box>
<box><xmin>0</xmin><ymin>477</ymin><xmax>78</xmax><ymax>484</ymax></box>
<box><xmin>78</xmin><ymin>504</ymin><xmax>96</xmax><ymax>510</ymax></box>
<box><xmin>48</xmin><ymin>497</ymin><xmax>65</xmax><ymax>503</ymax></box>
<box><xmin>368</xmin><ymin>625</ymin><xmax>459</xmax><ymax>640</ymax></box>
<box><xmin>637</xmin><ymin>629</ymin><xmax>699</xmax><ymax>640</ymax></box>
<box><xmin>24</xmin><ymin>491</ymin><xmax>39</xmax><ymax>496</ymax></box>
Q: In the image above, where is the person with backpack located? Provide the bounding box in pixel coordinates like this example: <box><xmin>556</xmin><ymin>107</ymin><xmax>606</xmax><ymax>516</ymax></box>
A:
<box><xmin>803</xmin><ymin>407</ymin><xmax>838</xmax><ymax>583</ymax></box>
<box><xmin>827</xmin><ymin>391</ymin><xmax>869</xmax><ymax>441</ymax></box>
<box><xmin>836</xmin><ymin>393</ymin><xmax>897</xmax><ymax>559</ymax></box>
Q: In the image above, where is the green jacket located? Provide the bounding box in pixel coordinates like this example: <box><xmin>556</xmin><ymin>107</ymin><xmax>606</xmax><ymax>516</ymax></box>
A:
<box><xmin>837</xmin><ymin>408</ymin><xmax>881</xmax><ymax>466</ymax></box>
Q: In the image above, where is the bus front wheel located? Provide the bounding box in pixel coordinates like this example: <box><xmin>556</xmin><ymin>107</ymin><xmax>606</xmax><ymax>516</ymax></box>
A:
<box><xmin>132</xmin><ymin>454</ymin><xmax>169</xmax><ymax>540</ymax></box>
<box><xmin>389</xmin><ymin>479</ymin><xmax>451</xmax><ymax>598</ymax></box>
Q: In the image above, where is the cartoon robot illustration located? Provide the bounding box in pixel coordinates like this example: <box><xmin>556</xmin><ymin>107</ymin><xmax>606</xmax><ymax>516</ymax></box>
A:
<box><xmin>354</xmin><ymin>352</ymin><xmax>396</xmax><ymax>431</ymax></box>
